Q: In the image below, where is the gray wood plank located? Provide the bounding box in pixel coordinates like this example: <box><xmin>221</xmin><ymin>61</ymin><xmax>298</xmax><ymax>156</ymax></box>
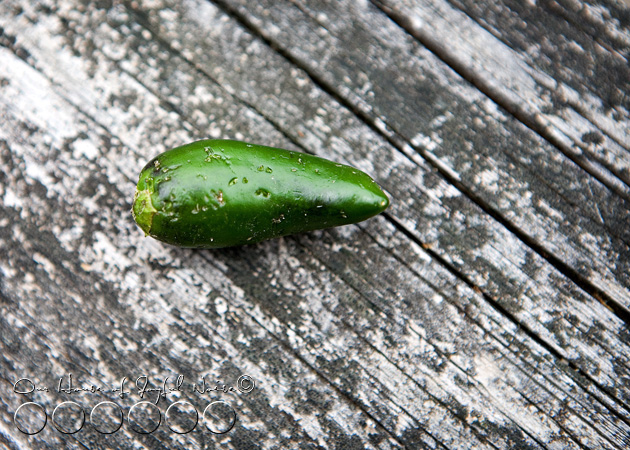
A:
<box><xmin>0</xmin><ymin>48</ymin><xmax>521</xmax><ymax>449</ymax></box>
<box><xmin>211</xmin><ymin>0</ymin><xmax>630</xmax><ymax>317</ymax></box>
<box><xmin>548</xmin><ymin>0</ymin><xmax>630</xmax><ymax>56</ymax></box>
<box><xmin>152</xmin><ymin>0</ymin><xmax>630</xmax><ymax>398</ymax></box>
<box><xmin>437</xmin><ymin>0</ymin><xmax>630</xmax><ymax>179</ymax></box>
<box><xmin>0</xmin><ymin>0</ymin><xmax>629</xmax><ymax>449</ymax></box>
<box><xmin>375</xmin><ymin>0</ymin><xmax>630</xmax><ymax>188</ymax></box>
<box><xmin>114</xmin><ymin>0</ymin><xmax>630</xmax><ymax>413</ymax></box>
<box><xmin>0</xmin><ymin>58</ymin><xmax>409</xmax><ymax>449</ymax></box>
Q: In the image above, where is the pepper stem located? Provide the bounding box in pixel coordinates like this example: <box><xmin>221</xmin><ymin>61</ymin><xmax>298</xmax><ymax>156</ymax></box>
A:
<box><xmin>132</xmin><ymin>188</ymin><xmax>157</xmax><ymax>236</ymax></box>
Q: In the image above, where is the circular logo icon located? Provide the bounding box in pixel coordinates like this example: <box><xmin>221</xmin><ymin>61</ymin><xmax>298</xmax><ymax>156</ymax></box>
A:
<box><xmin>165</xmin><ymin>401</ymin><xmax>198</xmax><ymax>434</ymax></box>
<box><xmin>14</xmin><ymin>402</ymin><xmax>47</xmax><ymax>435</ymax></box>
<box><xmin>128</xmin><ymin>401</ymin><xmax>161</xmax><ymax>434</ymax></box>
<box><xmin>52</xmin><ymin>401</ymin><xmax>85</xmax><ymax>434</ymax></box>
<box><xmin>90</xmin><ymin>401</ymin><xmax>123</xmax><ymax>434</ymax></box>
<box><xmin>203</xmin><ymin>401</ymin><xmax>236</xmax><ymax>434</ymax></box>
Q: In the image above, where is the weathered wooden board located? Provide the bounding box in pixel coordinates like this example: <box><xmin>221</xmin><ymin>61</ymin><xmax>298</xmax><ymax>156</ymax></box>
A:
<box><xmin>210</xmin><ymin>0</ymin><xmax>630</xmax><ymax>391</ymax></box>
<box><xmin>550</xmin><ymin>0</ymin><xmax>630</xmax><ymax>57</ymax></box>
<box><xmin>213</xmin><ymin>0</ymin><xmax>630</xmax><ymax>305</ymax></box>
<box><xmin>376</xmin><ymin>0</ymin><xmax>630</xmax><ymax>186</ymax></box>
<box><xmin>0</xmin><ymin>0</ymin><xmax>629</xmax><ymax>448</ymax></box>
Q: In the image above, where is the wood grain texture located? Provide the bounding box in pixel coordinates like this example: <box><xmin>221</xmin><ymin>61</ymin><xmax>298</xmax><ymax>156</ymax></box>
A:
<box><xmin>437</xmin><ymin>0</ymin><xmax>630</xmax><ymax>177</ymax></box>
<box><xmin>0</xmin><ymin>0</ymin><xmax>628</xmax><ymax>448</ymax></box>
<box><xmin>217</xmin><ymin>0</ymin><xmax>630</xmax><ymax>304</ymax></box>
<box><xmin>211</xmin><ymin>0</ymin><xmax>630</xmax><ymax>390</ymax></box>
